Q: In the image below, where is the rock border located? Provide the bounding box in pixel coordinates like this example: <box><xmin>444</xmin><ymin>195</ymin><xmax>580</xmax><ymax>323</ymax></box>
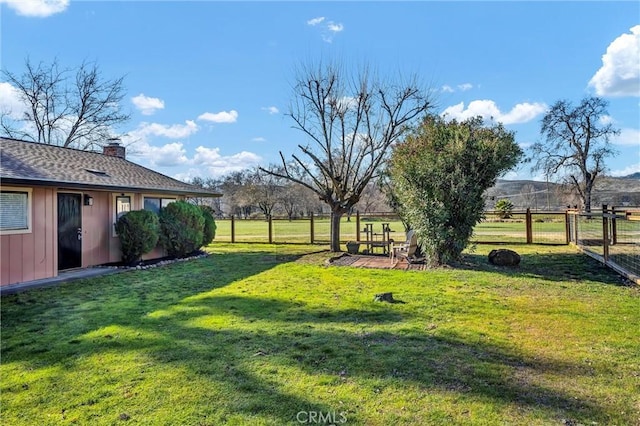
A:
<box><xmin>96</xmin><ymin>252</ymin><xmax>210</xmax><ymax>271</ymax></box>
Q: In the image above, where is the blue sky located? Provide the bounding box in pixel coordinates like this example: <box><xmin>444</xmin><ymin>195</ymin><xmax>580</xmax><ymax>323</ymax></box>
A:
<box><xmin>1</xmin><ymin>0</ymin><xmax>638</xmax><ymax>182</ymax></box>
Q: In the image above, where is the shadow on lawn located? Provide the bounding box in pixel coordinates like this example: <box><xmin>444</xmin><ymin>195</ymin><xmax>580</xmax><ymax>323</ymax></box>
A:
<box><xmin>4</xmin><ymin>289</ymin><xmax>619</xmax><ymax>424</ymax></box>
<box><xmin>120</xmin><ymin>296</ymin><xmax>612</xmax><ymax>424</ymax></box>
<box><xmin>456</xmin><ymin>252</ymin><xmax>626</xmax><ymax>286</ymax></box>
<box><xmin>1</xmin><ymin>249</ymin><xmax>628</xmax><ymax>424</ymax></box>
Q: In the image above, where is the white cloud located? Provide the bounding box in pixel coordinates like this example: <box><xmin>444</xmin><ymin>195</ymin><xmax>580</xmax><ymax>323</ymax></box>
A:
<box><xmin>193</xmin><ymin>146</ymin><xmax>262</xmax><ymax>176</ymax></box>
<box><xmin>612</xmin><ymin>128</ymin><xmax>640</xmax><ymax>146</ymax></box>
<box><xmin>458</xmin><ymin>83</ymin><xmax>473</xmax><ymax>91</ymax></box>
<box><xmin>262</xmin><ymin>106</ymin><xmax>279</xmax><ymax>115</ymax></box>
<box><xmin>129</xmin><ymin>120</ymin><xmax>198</xmax><ymax>140</ymax></box>
<box><xmin>327</xmin><ymin>22</ymin><xmax>344</xmax><ymax>33</ymax></box>
<box><xmin>197</xmin><ymin>110</ymin><xmax>238</xmax><ymax>123</ymax></box>
<box><xmin>441</xmin><ymin>100</ymin><xmax>548</xmax><ymax>125</ymax></box>
<box><xmin>126</xmin><ymin>139</ymin><xmax>189</xmax><ymax>167</ymax></box>
<box><xmin>307</xmin><ymin>17</ymin><xmax>325</xmax><ymax>26</ymax></box>
<box><xmin>599</xmin><ymin>114</ymin><xmax>615</xmax><ymax>125</ymax></box>
<box><xmin>589</xmin><ymin>25</ymin><xmax>640</xmax><ymax>97</ymax></box>
<box><xmin>308</xmin><ymin>16</ymin><xmax>344</xmax><ymax>43</ymax></box>
<box><xmin>252</xmin><ymin>137</ymin><xmax>267</xmax><ymax>142</ymax></box>
<box><xmin>0</xmin><ymin>0</ymin><xmax>69</xmax><ymax>17</ymax></box>
<box><xmin>0</xmin><ymin>82</ymin><xmax>26</xmax><ymax>119</ymax></box>
<box><xmin>131</xmin><ymin>93</ymin><xmax>165</xmax><ymax>115</ymax></box>
<box><xmin>518</xmin><ymin>141</ymin><xmax>533</xmax><ymax>149</ymax></box>
<box><xmin>609</xmin><ymin>163</ymin><xmax>640</xmax><ymax>177</ymax></box>
<box><xmin>146</xmin><ymin>142</ymin><xmax>189</xmax><ymax>167</ymax></box>
<box><xmin>441</xmin><ymin>85</ymin><xmax>454</xmax><ymax>93</ymax></box>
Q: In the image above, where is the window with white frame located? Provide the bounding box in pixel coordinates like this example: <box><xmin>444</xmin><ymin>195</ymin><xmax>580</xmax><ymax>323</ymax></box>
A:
<box><xmin>116</xmin><ymin>195</ymin><xmax>131</xmax><ymax>221</ymax></box>
<box><xmin>112</xmin><ymin>193</ymin><xmax>133</xmax><ymax>236</ymax></box>
<box><xmin>0</xmin><ymin>188</ymin><xmax>32</xmax><ymax>234</ymax></box>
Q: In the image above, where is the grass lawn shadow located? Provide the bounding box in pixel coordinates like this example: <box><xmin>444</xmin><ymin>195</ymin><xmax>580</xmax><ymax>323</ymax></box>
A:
<box><xmin>456</xmin><ymin>250</ymin><xmax>627</xmax><ymax>286</ymax></box>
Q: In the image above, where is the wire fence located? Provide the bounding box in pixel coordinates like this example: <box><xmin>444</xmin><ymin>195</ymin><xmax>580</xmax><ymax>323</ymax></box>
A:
<box><xmin>213</xmin><ymin>210</ymin><xmax>569</xmax><ymax>246</ymax></box>
<box><xmin>213</xmin><ymin>208</ymin><xmax>638</xmax><ymax>283</ymax></box>
<box><xmin>568</xmin><ymin>206</ymin><xmax>640</xmax><ymax>284</ymax></box>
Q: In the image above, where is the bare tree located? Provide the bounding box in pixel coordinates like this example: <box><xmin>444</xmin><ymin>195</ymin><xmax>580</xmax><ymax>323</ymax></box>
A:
<box><xmin>218</xmin><ymin>171</ymin><xmax>254</xmax><ymax>218</ymax></box>
<box><xmin>355</xmin><ymin>181</ymin><xmax>390</xmax><ymax>214</ymax></box>
<box><xmin>530</xmin><ymin>97</ymin><xmax>619</xmax><ymax>212</ymax></box>
<box><xmin>245</xmin><ymin>168</ymin><xmax>281</xmax><ymax>220</ymax></box>
<box><xmin>188</xmin><ymin>177</ymin><xmax>223</xmax><ymax>216</ymax></box>
<box><xmin>519</xmin><ymin>183</ymin><xmax>537</xmax><ymax>210</ymax></box>
<box><xmin>262</xmin><ymin>62</ymin><xmax>434</xmax><ymax>251</ymax></box>
<box><xmin>1</xmin><ymin>58</ymin><xmax>129</xmax><ymax>150</ymax></box>
<box><xmin>278</xmin><ymin>182</ymin><xmax>312</xmax><ymax>220</ymax></box>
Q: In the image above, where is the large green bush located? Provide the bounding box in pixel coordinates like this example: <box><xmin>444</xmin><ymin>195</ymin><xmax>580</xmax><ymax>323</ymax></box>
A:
<box><xmin>159</xmin><ymin>201</ymin><xmax>205</xmax><ymax>258</ymax></box>
<box><xmin>115</xmin><ymin>210</ymin><xmax>160</xmax><ymax>265</ymax></box>
<box><xmin>388</xmin><ymin>115</ymin><xmax>522</xmax><ymax>266</ymax></box>
<box><xmin>200</xmin><ymin>205</ymin><xmax>217</xmax><ymax>246</ymax></box>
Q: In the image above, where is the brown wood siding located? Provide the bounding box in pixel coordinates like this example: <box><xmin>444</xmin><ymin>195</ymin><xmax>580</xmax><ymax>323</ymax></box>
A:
<box><xmin>1</xmin><ymin>187</ymin><xmax>56</xmax><ymax>286</ymax></box>
<box><xmin>1</xmin><ymin>234</ymin><xmax>10</xmax><ymax>285</ymax></box>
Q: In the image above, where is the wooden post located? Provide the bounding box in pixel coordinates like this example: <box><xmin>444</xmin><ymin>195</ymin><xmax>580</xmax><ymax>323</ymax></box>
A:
<box><xmin>231</xmin><ymin>214</ymin><xmax>236</xmax><ymax>243</ymax></box>
<box><xmin>573</xmin><ymin>211</ymin><xmax>579</xmax><ymax>243</ymax></box>
<box><xmin>268</xmin><ymin>215</ymin><xmax>273</xmax><ymax>244</ymax></box>
<box><xmin>310</xmin><ymin>213</ymin><xmax>315</xmax><ymax>244</ymax></box>
<box><xmin>525</xmin><ymin>208</ymin><xmax>533</xmax><ymax>244</ymax></box>
<box><xmin>356</xmin><ymin>211</ymin><xmax>361</xmax><ymax>242</ymax></box>
<box><xmin>602</xmin><ymin>204</ymin><xmax>609</xmax><ymax>262</ymax></box>
<box><xmin>564</xmin><ymin>210</ymin><xmax>570</xmax><ymax>245</ymax></box>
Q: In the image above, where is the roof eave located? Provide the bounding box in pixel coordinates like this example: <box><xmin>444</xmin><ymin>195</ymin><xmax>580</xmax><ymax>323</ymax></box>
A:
<box><xmin>0</xmin><ymin>177</ymin><xmax>223</xmax><ymax>198</ymax></box>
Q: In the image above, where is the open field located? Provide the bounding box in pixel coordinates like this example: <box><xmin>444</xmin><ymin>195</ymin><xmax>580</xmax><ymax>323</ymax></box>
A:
<box><xmin>214</xmin><ymin>216</ymin><xmax>568</xmax><ymax>245</ymax></box>
<box><xmin>1</xmin><ymin>243</ymin><xmax>638</xmax><ymax>425</ymax></box>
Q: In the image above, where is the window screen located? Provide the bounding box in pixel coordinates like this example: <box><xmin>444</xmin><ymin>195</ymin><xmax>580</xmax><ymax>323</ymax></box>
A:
<box><xmin>0</xmin><ymin>191</ymin><xmax>28</xmax><ymax>230</ymax></box>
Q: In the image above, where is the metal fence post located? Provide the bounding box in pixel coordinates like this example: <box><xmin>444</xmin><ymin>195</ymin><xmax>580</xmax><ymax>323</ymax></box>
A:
<box><xmin>231</xmin><ymin>214</ymin><xmax>235</xmax><ymax>243</ymax></box>
<box><xmin>526</xmin><ymin>208</ymin><xmax>533</xmax><ymax>244</ymax></box>
<box><xmin>310</xmin><ymin>213</ymin><xmax>314</xmax><ymax>244</ymax></box>
<box><xmin>573</xmin><ymin>210</ymin><xmax>579</xmax><ymax>243</ymax></box>
<box><xmin>602</xmin><ymin>204</ymin><xmax>609</xmax><ymax>262</ymax></box>
<box><xmin>564</xmin><ymin>210</ymin><xmax>570</xmax><ymax>245</ymax></box>
<box><xmin>611</xmin><ymin>206</ymin><xmax>617</xmax><ymax>246</ymax></box>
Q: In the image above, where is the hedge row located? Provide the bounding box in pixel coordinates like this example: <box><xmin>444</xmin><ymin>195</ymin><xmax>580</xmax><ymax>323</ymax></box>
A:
<box><xmin>115</xmin><ymin>201</ymin><xmax>216</xmax><ymax>265</ymax></box>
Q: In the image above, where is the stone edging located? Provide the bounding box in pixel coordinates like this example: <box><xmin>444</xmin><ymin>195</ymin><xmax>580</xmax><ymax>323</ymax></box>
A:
<box><xmin>96</xmin><ymin>252</ymin><xmax>210</xmax><ymax>271</ymax></box>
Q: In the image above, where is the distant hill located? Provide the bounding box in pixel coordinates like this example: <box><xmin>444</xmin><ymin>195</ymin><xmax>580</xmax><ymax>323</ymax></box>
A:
<box><xmin>621</xmin><ymin>172</ymin><xmax>640</xmax><ymax>180</ymax></box>
<box><xmin>486</xmin><ymin>177</ymin><xmax>640</xmax><ymax>209</ymax></box>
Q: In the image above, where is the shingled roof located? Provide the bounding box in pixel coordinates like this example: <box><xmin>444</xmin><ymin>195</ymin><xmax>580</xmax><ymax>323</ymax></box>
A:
<box><xmin>0</xmin><ymin>137</ymin><xmax>221</xmax><ymax>197</ymax></box>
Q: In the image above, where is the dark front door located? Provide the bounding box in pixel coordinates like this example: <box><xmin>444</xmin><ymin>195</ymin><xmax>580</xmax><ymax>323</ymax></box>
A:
<box><xmin>58</xmin><ymin>193</ymin><xmax>82</xmax><ymax>270</ymax></box>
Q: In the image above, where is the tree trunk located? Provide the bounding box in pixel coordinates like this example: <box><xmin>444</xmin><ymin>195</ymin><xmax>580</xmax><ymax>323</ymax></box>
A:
<box><xmin>584</xmin><ymin>180</ymin><xmax>593</xmax><ymax>213</ymax></box>
<box><xmin>330</xmin><ymin>211</ymin><xmax>343</xmax><ymax>252</ymax></box>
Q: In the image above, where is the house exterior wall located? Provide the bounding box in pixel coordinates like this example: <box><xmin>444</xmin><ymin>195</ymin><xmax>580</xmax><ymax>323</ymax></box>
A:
<box><xmin>1</xmin><ymin>186</ymin><xmax>56</xmax><ymax>286</ymax></box>
<box><xmin>1</xmin><ymin>186</ymin><xmax>189</xmax><ymax>287</ymax></box>
<box><xmin>81</xmin><ymin>191</ymin><xmax>112</xmax><ymax>268</ymax></box>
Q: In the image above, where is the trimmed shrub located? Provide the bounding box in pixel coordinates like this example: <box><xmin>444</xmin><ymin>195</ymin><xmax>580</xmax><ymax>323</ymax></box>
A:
<box><xmin>115</xmin><ymin>210</ymin><xmax>160</xmax><ymax>265</ymax></box>
<box><xmin>159</xmin><ymin>201</ymin><xmax>205</xmax><ymax>258</ymax></box>
<box><xmin>200</xmin><ymin>205</ymin><xmax>217</xmax><ymax>246</ymax></box>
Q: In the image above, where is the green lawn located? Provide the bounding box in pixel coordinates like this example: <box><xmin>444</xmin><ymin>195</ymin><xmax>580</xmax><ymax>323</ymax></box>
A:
<box><xmin>2</xmin><ymin>244</ymin><xmax>639</xmax><ymax>425</ymax></box>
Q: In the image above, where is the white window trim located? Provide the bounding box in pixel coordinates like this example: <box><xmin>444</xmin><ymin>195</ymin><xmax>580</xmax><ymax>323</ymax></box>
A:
<box><xmin>112</xmin><ymin>193</ymin><xmax>134</xmax><ymax>237</ymax></box>
<box><xmin>0</xmin><ymin>187</ymin><xmax>33</xmax><ymax>235</ymax></box>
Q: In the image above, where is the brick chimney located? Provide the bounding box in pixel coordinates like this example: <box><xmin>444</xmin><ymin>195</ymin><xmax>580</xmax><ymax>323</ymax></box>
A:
<box><xmin>103</xmin><ymin>138</ymin><xmax>126</xmax><ymax>159</ymax></box>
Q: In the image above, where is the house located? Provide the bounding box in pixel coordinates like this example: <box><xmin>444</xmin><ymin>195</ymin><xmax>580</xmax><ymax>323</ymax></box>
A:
<box><xmin>0</xmin><ymin>137</ymin><xmax>221</xmax><ymax>287</ymax></box>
